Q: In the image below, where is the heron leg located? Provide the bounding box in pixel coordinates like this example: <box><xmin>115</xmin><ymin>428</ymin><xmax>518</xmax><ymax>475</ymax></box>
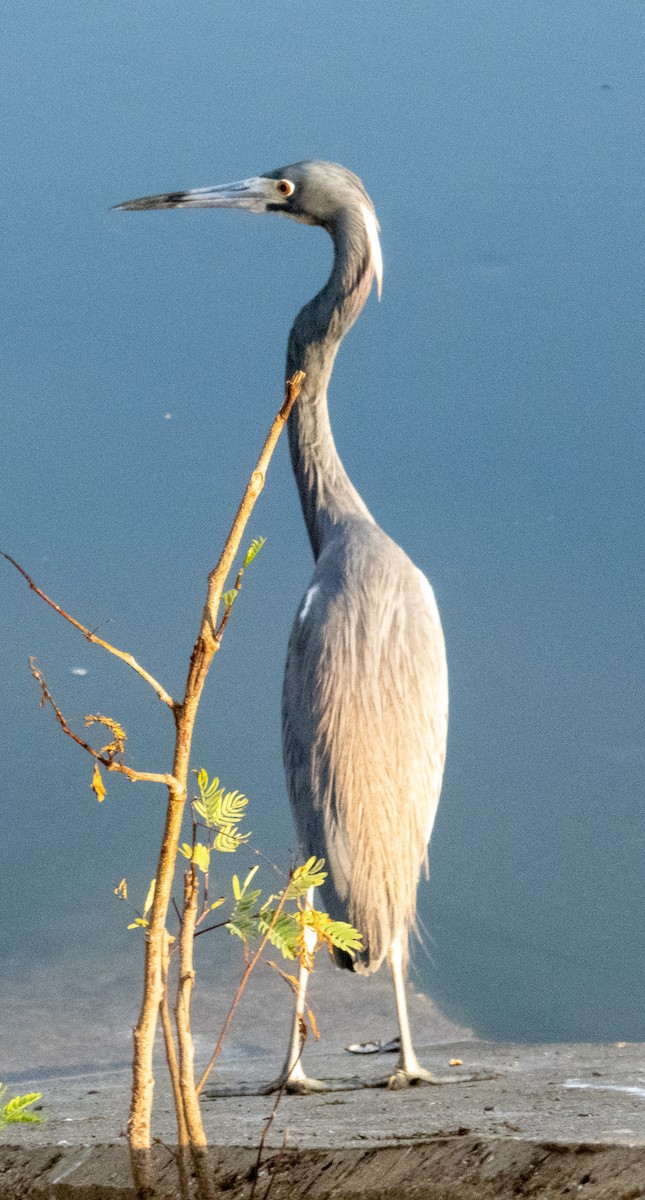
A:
<box><xmin>262</xmin><ymin>888</ymin><xmax>328</xmax><ymax>1094</ymax></box>
<box><xmin>382</xmin><ymin>932</ymin><xmax>494</xmax><ymax>1089</ymax></box>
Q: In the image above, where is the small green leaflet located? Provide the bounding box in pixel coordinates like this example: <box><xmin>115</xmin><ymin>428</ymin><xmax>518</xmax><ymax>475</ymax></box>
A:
<box><xmin>257</xmin><ymin>910</ymin><xmax>300</xmax><ymax>959</ymax></box>
<box><xmin>143</xmin><ymin>879</ymin><xmax>156</xmax><ymax>918</ymax></box>
<box><xmin>221</xmin><ymin>589</ymin><xmax>238</xmax><ymax>611</ymax></box>
<box><xmin>213</xmin><ymin>826</ymin><xmax>250</xmax><ymax>853</ymax></box>
<box><xmin>243</xmin><ymin>537</ymin><xmax>266</xmax><ymax>570</ymax></box>
<box><xmin>284</xmin><ymin>856</ymin><xmax>327</xmax><ymax>899</ymax></box>
<box><xmin>227</xmin><ymin>866</ymin><xmax>262</xmax><ymax>942</ymax></box>
<box><xmin>178</xmin><ymin>842</ymin><xmax>211</xmax><ymax>873</ymax></box>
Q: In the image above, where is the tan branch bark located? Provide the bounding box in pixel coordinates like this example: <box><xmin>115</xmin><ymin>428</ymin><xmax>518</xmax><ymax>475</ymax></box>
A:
<box><xmin>1</xmin><ymin>551</ymin><xmax>176</xmax><ymax>710</ymax></box>
<box><xmin>128</xmin><ymin>372</ymin><xmax>304</xmax><ymax>1150</ymax></box>
<box><xmin>160</xmin><ymin>930</ymin><xmax>188</xmax><ymax>1148</ymax></box>
<box><xmin>174</xmin><ymin>867</ymin><xmax>206</xmax><ymax>1146</ymax></box>
<box><xmin>203</xmin><ymin>370</ymin><xmax>304</xmax><ymax>640</ymax></box>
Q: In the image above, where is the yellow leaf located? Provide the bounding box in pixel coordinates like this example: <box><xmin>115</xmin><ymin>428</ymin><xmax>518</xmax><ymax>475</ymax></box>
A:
<box><xmin>91</xmin><ymin>763</ymin><xmax>106</xmax><ymax>802</ymax></box>
<box><xmin>85</xmin><ymin>713</ymin><xmax>127</xmax><ymax>758</ymax></box>
<box><xmin>143</xmin><ymin>879</ymin><xmax>156</xmax><ymax>918</ymax></box>
<box><xmin>307</xmin><ymin>1006</ymin><xmax>320</xmax><ymax>1040</ymax></box>
<box><xmin>114</xmin><ymin>878</ymin><xmax>128</xmax><ymax>900</ymax></box>
<box><xmin>449</xmin><ymin>1059</ymin><xmax>462</xmax><ymax>1066</ymax></box>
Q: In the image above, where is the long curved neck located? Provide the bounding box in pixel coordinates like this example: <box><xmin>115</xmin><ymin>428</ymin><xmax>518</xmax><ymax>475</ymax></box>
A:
<box><xmin>285</xmin><ymin>209</ymin><xmax>377</xmax><ymax>560</ymax></box>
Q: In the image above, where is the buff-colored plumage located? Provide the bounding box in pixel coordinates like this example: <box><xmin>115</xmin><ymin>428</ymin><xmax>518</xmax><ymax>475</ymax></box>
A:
<box><xmin>283</xmin><ymin>523</ymin><xmax>447</xmax><ymax>972</ymax></box>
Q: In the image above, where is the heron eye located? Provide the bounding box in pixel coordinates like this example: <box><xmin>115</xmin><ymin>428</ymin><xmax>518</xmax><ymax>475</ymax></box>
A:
<box><xmin>276</xmin><ymin>179</ymin><xmax>295</xmax><ymax>197</ymax></box>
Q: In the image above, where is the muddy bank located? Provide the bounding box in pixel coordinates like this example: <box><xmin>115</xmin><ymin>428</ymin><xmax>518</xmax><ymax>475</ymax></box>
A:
<box><xmin>1</xmin><ymin>1138</ymin><xmax>645</xmax><ymax>1200</ymax></box>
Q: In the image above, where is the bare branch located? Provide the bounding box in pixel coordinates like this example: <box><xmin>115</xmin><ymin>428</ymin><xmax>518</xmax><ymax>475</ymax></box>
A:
<box><xmin>203</xmin><ymin>370</ymin><xmax>304</xmax><ymax>641</ymax></box>
<box><xmin>1</xmin><ymin>551</ymin><xmax>176</xmax><ymax>710</ymax></box>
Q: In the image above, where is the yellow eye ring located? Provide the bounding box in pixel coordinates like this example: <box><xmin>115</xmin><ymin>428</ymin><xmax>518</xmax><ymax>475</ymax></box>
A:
<box><xmin>276</xmin><ymin>179</ymin><xmax>295</xmax><ymax>197</ymax></box>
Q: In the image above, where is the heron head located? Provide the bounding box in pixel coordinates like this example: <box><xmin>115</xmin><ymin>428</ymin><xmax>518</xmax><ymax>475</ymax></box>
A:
<box><xmin>115</xmin><ymin>160</ymin><xmax>382</xmax><ymax>295</ymax></box>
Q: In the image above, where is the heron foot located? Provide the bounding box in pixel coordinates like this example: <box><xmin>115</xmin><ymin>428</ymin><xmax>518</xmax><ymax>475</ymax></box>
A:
<box><xmin>260</xmin><ymin>1073</ymin><xmax>366</xmax><ymax>1095</ymax></box>
<box><xmin>382</xmin><ymin>1066</ymin><xmax>499</xmax><ymax>1090</ymax></box>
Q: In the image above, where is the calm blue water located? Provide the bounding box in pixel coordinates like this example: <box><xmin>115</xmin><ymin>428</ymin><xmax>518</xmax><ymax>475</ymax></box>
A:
<box><xmin>1</xmin><ymin>0</ymin><xmax>644</xmax><ymax>1062</ymax></box>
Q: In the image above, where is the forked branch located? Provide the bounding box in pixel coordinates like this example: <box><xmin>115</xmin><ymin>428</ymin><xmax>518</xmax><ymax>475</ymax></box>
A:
<box><xmin>0</xmin><ymin>551</ymin><xmax>176</xmax><ymax>711</ymax></box>
<box><xmin>29</xmin><ymin>659</ymin><xmax>175</xmax><ymax>787</ymax></box>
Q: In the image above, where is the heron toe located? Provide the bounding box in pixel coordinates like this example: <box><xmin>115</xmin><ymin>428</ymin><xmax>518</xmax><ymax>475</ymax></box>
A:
<box><xmin>386</xmin><ymin>1065</ymin><xmax>499</xmax><ymax>1089</ymax></box>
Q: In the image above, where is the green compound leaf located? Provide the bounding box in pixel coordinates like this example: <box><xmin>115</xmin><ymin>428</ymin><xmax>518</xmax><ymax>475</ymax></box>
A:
<box><xmin>193</xmin><ymin>773</ymin><xmax>249</xmax><ymax>834</ymax></box>
<box><xmin>257</xmin><ymin>910</ymin><xmax>300</xmax><ymax>959</ymax></box>
<box><xmin>227</xmin><ymin>868</ymin><xmax>263</xmax><ymax>943</ymax></box>
<box><xmin>283</xmin><ymin>856</ymin><xmax>327</xmax><ymax>899</ymax></box>
<box><xmin>0</xmin><ymin>1088</ymin><xmax>43</xmax><ymax>1126</ymax></box>
<box><xmin>301</xmin><ymin>911</ymin><xmax>363</xmax><ymax>957</ymax></box>
<box><xmin>213</xmin><ymin>825</ymin><xmax>250</xmax><ymax>853</ymax></box>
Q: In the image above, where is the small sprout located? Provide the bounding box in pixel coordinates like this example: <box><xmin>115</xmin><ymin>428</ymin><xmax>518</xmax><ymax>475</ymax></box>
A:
<box><xmin>0</xmin><ymin>1085</ymin><xmax>43</xmax><ymax>1127</ymax></box>
<box><xmin>178</xmin><ymin>843</ymin><xmax>211</xmax><ymax>873</ymax></box>
<box><xmin>242</xmin><ymin>537</ymin><xmax>266</xmax><ymax>570</ymax></box>
<box><xmin>221</xmin><ymin>589</ymin><xmax>238</xmax><ymax>612</ymax></box>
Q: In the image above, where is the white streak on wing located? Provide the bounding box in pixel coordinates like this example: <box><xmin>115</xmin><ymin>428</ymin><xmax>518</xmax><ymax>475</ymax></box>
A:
<box><xmin>298</xmin><ymin>584</ymin><xmax>320</xmax><ymax>623</ymax></box>
<box><xmin>416</xmin><ymin>568</ymin><xmax>442</xmax><ymax>633</ymax></box>
<box><xmin>360</xmin><ymin>202</ymin><xmax>383</xmax><ymax>300</ymax></box>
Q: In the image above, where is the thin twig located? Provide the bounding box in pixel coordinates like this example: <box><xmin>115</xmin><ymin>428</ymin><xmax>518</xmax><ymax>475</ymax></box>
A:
<box><xmin>250</xmin><ymin>1021</ymin><xmax>309</xmax><ymax>1200</ymax></box>
<box><xmin>250</xmin><ymin>1125</ymin><xmax>289</xmax><ymax>1200</ymax></box>
<box><xmin>261</xmin><ymin>1131</ymin><xmax>289</xmax><ymax>1200</ymax></box>
<box><xmin>195</xmin><ymin>885</ymin><xmax>291</xmax><ymax>1095</ymax></box>
<box><xmin>203</xmin><ymin>370</ymin><xmax>304</xmax><ymax>640</ymax></box>
<box><xmin>1</xmin><ymin>551</ymin><xmax>176</xmax><ymax>710</ymax></box>
<box><xmin>29</xmin><ymin>660</ymin><xmax>175</xmax><ymax>787</ymax></box>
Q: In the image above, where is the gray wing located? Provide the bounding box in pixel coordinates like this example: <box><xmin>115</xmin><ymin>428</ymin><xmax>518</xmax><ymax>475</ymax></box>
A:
<box><xmin>282</xmin><ymin>523</ymin><xmax>448</xmax><ymax>972</ymax></box>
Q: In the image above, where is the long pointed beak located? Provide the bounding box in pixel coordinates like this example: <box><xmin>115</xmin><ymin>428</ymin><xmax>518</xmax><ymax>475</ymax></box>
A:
<box><xmin>113</xmin><ymin>176</ymin><xmax>272</xmax><ymax>213</ymax></box>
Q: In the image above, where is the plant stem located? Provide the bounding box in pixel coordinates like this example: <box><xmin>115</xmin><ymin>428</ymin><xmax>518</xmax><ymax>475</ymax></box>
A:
<box><xmin>160</xmin><ymin>930</ymin><xmax>188</xmax><ymax>1147</ymax></box>
<box><xmin>174</xmin><ymin>866</ymin><xmax>206</xmax><ymax>1146</ymax></box>
<box><xmin>127</xmin><ymin>371</ymin><xmax>304</xmax><ymax>1150</ymax></box>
